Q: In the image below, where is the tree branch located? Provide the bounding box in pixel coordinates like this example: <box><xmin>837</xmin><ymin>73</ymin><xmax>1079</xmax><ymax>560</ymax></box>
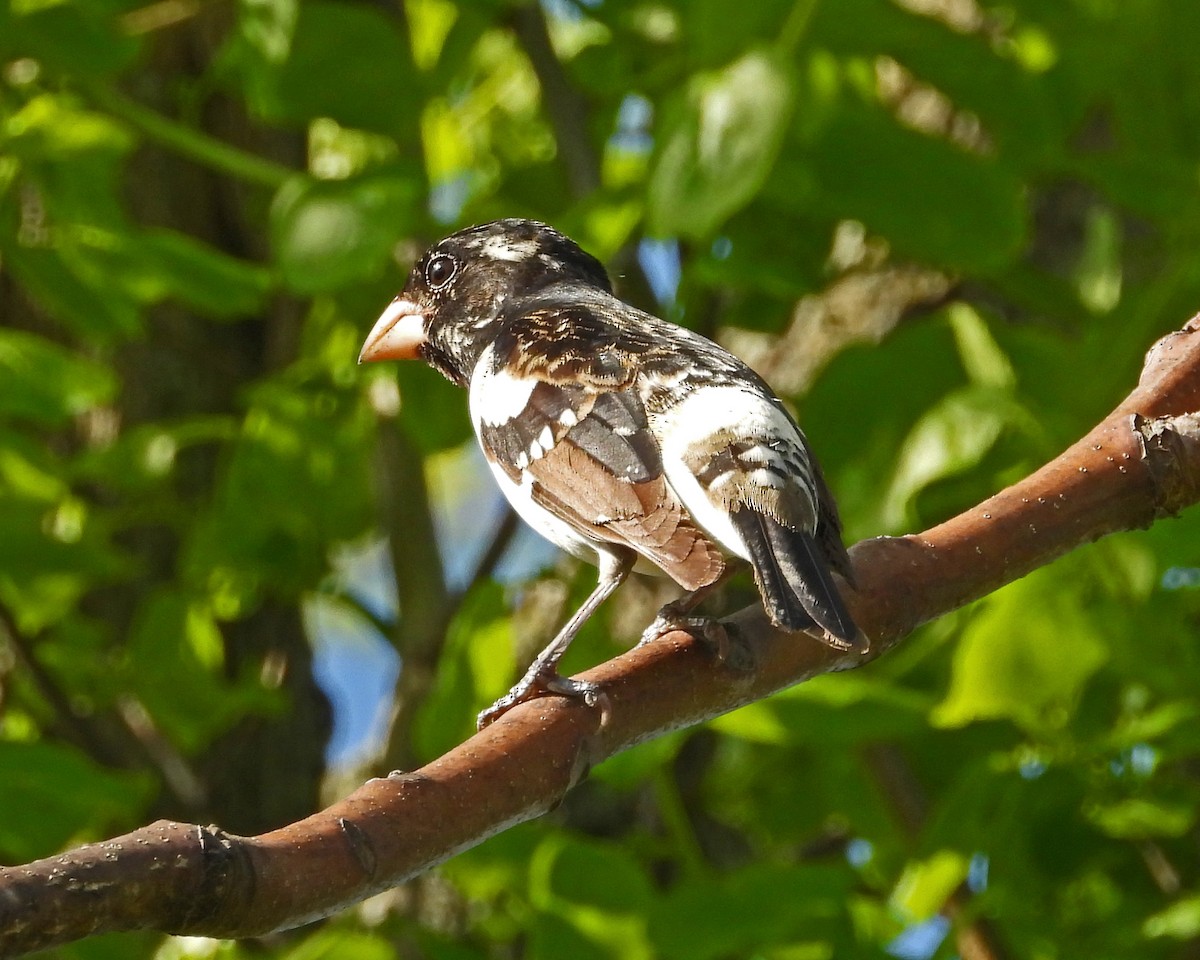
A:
<box><xmin>510</xmin><ymin>2</ymin><xmax>600</xmax><ymax>198</ymax></box>
<box><xmin>2</xmin><ymin>317</ymin><xmax>1199</xmax><ymax>955</ymax></box>
<box><xmin>374</xmin><ymin>420</ymin><xmax>451</xmax><ymax>772</ymax></box>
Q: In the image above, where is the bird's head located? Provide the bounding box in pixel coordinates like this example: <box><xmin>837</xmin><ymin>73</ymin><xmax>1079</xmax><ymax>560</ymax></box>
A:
<box><xmin>359</xmin><ymin>218</ymin><xmax>610</xmax><ymax>385</ymax></box>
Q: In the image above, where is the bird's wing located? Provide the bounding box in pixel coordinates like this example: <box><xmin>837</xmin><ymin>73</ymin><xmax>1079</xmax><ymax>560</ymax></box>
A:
<box><xmin>656</xmin><ymin>381</ymin><xmax>860</xmax><ymax>647</ymax></box>
<box><xmin>471</xmin><ymin>349</ymin><xmax>724</xmax><ymax>591</ymax></box>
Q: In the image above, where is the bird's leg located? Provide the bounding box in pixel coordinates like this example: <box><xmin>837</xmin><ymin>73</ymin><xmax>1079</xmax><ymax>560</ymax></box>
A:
<box><xmin>478</xmin><ymin>549</ymin><xmax>634</xmax><ymax>729</ymax></box>
<box><xmin>638</xmin><ymin>567</ymin><xmax>739</xmax><ymax>658</ymax></box>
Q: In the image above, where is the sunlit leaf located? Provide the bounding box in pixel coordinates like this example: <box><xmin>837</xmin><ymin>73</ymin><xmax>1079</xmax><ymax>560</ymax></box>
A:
<box><xmin>0</xmin><ymin>329</ymin><xmax>116</xmax><ymax>424</ymax></box>
<box><xmin>278</xmin><ymin>928</ymin><xmax>396</xmax><ymax>960</ymax></box>
<box><xmin>139</xmin><ymin>229</ymin><xmax>273</xmax><ymax>317</ymax></box>
<box><xmin>4</xmin><ymin>94</ymin><xmax>133</xmax><ymax>157</ymax></box>
<box><xmin>889</xmin><ymin>850</ymin><xmax>969</xmax><ymax>922</ymax></box>
<box><xmin>648</xmin><ymin>49</ymin><xmax>794</xmax><ymax>238</ymax></box>
<box><xmin>413</xmin><ymin>580</ymin><xmax>515</xmax><ymax>759</ymax></box>
<box><xmin>126</xmin><ymin>590</ymin><xmax>267</xmax><ymax>751</ymax></box>
<box><xmin>1145</xmin><ymin>895</ymin><xmax>1200</xmax><ymax>941</ymax></box>
<box><xmin>933</xmin><ymin>560</ymin><xmax>1109</xmax><ymax>732</ymax></box>
<box><xmin>271</xmin><ymin>173</ymin><xmax>419</xmax><ymax>294</ymax></box>
<box><xmin>879</xmin><ymin>385</ymin><xmax>1019</xmax><ymax>530</ymax></box>
<box><xmin>1085</xmin><ymin>798</ymin><xmax>1195</xmax><ymax>839</ymax></box>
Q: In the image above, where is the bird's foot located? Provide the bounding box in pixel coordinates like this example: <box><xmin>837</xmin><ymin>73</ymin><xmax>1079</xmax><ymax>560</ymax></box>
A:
<box><xmin>477</xmin><ymin>670</ymin><xmax>610</xmax><ymax>730</ymax></box>
<box><xmin>638</xmin><ymin>611</ymin><xmax>732</xmax><ymax>662</ymax></box>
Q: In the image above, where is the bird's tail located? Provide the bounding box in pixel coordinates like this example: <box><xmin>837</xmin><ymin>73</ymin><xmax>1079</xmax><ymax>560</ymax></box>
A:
<box><xmin>730</xmin><ymin>509</ymin><xmax>863</xmax><ymax>651</ymax></box>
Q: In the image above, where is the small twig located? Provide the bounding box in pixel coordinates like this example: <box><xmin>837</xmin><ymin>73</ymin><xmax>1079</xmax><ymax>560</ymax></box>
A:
<box><xmin>85</xmin><ymin>84</ymin><xmax>293</xmax><ymax>189</ymax></box>
<box><xmin>120</xmin><ymin>0</ymin><xmax>203</xmax><ymax>35</ymax></box>
<box><xmin>0</xmin><ymin>605</ymin><xmax>119</xmax><ymax>766</ymax></box>
<box><xmin>0</xmin><ymin>604</ymin><xmax>214</xmax><ymax>815</ymax></box>
<box><xmin>115</xmin><ymin>697</ymin><xmax>208</xmax><ymax>813</ymax></box>
<box><xmin>323</xmin><ymin>591</ymin><xmax>396</xmax><ymax>643</ymax></box>
<box><xmin>510</xmin><ymin>4</ymin><xmax>600</xmax><ymax>198</ymax></box>
<box><xmin>448</xmin><ymin>505</ymin><xmax>520</xmax><ymax>616</ymax></box>
<box><xmin>374</xmin><ymin>421</ymin><xmax>451</xmax><ymax>772</ymax></box>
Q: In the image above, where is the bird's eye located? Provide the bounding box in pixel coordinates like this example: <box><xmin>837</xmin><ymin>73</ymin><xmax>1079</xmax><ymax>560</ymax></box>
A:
<box><xmin>426</xmin><ymin>255</ymin><xmax>457</xmax><ymax>289</ymax></box>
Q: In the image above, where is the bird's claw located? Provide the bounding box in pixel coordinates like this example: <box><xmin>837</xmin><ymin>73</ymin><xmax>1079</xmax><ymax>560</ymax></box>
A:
<box><xmin>477</xmin><ymin>672</ymin><xmax>610</xmax><ymax>729</ymax></box>
<box><xmin>638</xmin><ymin>612</ymin><xmax>732</xmax><ymax>661</ymax></box>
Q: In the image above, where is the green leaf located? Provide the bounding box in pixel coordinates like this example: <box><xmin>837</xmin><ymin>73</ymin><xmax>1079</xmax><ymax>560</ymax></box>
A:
<box><xmin>592</xmin><ymin>733</ymin><xmax>684</xmax><ymax>789</ymax></box>
<box><xmin>0</xmin><ymin>741</ymin><xmax>153</xmax><ymax>861</ymax></box>
<box><xmin>529</xmin><ymin>836</ymin><xmax>654</xmax><ymax>915</ymax></box>
<box><xmin>889</xmin><ymin>850</ymin><xmax>970</xmax><ymax>922</ymax></box>
<box><xmin>72</xmin><ymin>417</ymin><xmax>236</xmax><ymax>495</ymax></box>
<box><xmin>35</xmin><ymin>225</ymin><xmax>272</xmax><ymax>319</ymax></box>
<box><xmin>270</xmin><ymin>173</ymin><xmax>419</xmax><ymax>294</ymax></box>
<box><xmin>139</xmin><ymin>229</ymin><xmax>273</xmax><ymax>317</ymax></box>
<box><xmin>4</xmin><ymin>93</ymin><xmax>133</xmax><ymax>158</ymax></box>
<box><xmin>813</xmin><ymin>0</ymin><xmax>1060</xmax><ymax>161</ymax></box>
<box><xmin>3</xmin><ymin>246</ymin><xmax>143</xmax><ymax>340</ymax></box>
<box><xmin>238</xmin><ymin>0</ymin><xmax>417</xmax><ymax>134</ymax></box>
<box><xmin>0</xmin><ymin>329</ymin><xmax>116</xmax><ymax>424</ymax></box>
<box><xmin>237</xmin><ymin>0</ymin><xmax>298</xmax><ymax>66</ymax></box>
<box><xmin>1085</xmin><ymin>798</ymin><xmax>1196</xmax><ymax>840</ymax></box>
<box><xmin>528</xmin><ymin>913</ymin><xmax>612</xmax><ymax>960</ymax></box>
<box><xmin>279</xmin><ymin>928</ymin><xmax>396</xmax><ymax>960</ymax></box>
<box><xmin>680</xmin><ymin>0</ymin><xmax>797</xmax><ymax>69</ymax></box>
<box><xmin>808</xmin><ymin>106</ymin><xmax>1026</xmax><ymax>272</ymax></box>
<box><xmin>0</xmin><ymin>495</ymin><xmax>125</xmax><ymax>631</ymax></box>
<box><xmin>1145</xmin><ymin>895</ymin><xmax>1200</xmax><ymax>941</ymax></box>
<box><xmin>413</xmin><ymin>580</ymin><xmax>514</xmax><ymax>759</ymax></box>
<box><xmin>4</xmin><ymin>4</ymin><xmax>139</xmax><ymax>76</ymax></box>
<box><xmin>933</xmin><ymin>561</ymin><xmax>1109</xmax><ymax>732</ymax></box>
<box><xmin>0</xmin><ymin>427</ymin><xmax>65</xmax><ymax>499</ymax></box>
<box><xmin>185</xmin><ymin>373</ymin><xmax>375</xmax><ymax>600</ymax></box>
<box><xmin>396</xmin><ymin>363</ymin><xmax>476</xmax><ymax>454</ymax></box>
<box><xmin>441</xmin><ymin>823</ymin><xmax>540</xmax><ymax>904</ymax></box>
<box><xmin>879</xmin><ymin>385</ymin><xmax>1019</xmax><ymax>531</ymax></box>
<box><xmin>648</xmin><ymin>49</ymin><xmax>794</xmax><ymax>238</ymax></box>
<box><xmin>948</xmin><ymin>303</ymin><xmax>1015</xmax><ymax>389</ymax></box>
<box><xmin>713</xmin><ymin>673</ymin><xmax>930</xmax><ymax>747</ymax></box>
<box><xmin>127</xmin><ymin>590</ymin><xmax>263</xmax><ymax>751</ymax></box>
<box><xmin>649</xmin><ymin>865</ymin><xmax>851</xmax><ymax>960</ymax></box>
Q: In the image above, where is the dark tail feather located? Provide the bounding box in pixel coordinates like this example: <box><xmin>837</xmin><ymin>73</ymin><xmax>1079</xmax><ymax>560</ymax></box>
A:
<box><xmin>730</xmin><ymin>510</ymin><xmax>863</xmax><ymax>651</ymax></box>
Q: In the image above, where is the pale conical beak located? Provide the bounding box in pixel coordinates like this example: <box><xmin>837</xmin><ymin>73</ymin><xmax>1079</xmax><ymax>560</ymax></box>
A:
<box><xmin>359</xmin><ymin>298</ymin><xmax>428</xmax><ymax>363</ymax></box>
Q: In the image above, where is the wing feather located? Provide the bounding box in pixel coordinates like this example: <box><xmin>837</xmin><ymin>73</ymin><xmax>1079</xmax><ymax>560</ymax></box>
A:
<box><xmin>658</xmin><ymin>383</ymin><xmax>859</xmax><ymax>645</ymax></box>
<box><xmin>473</xmin><ymin>366</ymin><xmax>724</xmax><ymax>590</ymax></box>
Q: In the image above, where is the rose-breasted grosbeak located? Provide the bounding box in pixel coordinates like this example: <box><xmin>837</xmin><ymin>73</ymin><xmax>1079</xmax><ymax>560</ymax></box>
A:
<box><xmin>361</xmin><ymin>219</ymin><xmax>861</xmax><ymax>726</ymax></box>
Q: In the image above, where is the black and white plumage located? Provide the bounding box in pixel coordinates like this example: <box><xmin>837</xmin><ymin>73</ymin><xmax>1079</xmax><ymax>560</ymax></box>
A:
<box><xmin>360</xmin><ymin>218</ymin><xmax>862</xmax><ymax>726</ymax></box>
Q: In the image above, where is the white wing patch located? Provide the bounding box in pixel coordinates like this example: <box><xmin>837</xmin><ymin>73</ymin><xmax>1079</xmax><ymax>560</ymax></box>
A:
<box><xmin>469</xmin><ymin>345</ymin><xmax>539</xmax><ymax>427</ymax></box>
<box><xmin>654</xmin><ymin>384</ymin><xmax>814</xmax><ymax>562</ymax></box>
<box><xmin>468</xmin><ymin>346</ymin><xmax>567</xmax><ymax>467</ymax></box>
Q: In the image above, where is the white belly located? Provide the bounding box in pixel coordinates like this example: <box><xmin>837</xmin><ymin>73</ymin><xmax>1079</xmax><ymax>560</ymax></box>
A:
<box><xmin>481</xmin><ymin>452</ymin><xmax>601</xmax><ymax>564</ymax></box>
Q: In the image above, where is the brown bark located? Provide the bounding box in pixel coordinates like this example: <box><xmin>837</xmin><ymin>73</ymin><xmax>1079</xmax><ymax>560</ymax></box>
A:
<box><xmin>2</xmin><ymin>317</ymin><xmax>1199</xmax><ymax>955</ymax></box>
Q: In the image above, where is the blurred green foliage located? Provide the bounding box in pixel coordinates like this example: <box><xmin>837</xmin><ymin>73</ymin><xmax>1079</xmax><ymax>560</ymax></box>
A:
<box><xmin>2</xmin><ymin>0</ymin><xmax>1200</xmax><ymax>957</ymax></box>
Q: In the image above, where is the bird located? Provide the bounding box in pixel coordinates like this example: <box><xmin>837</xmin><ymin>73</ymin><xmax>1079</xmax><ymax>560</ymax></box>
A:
<box><xmin>359</xmin><ymin>218</ymin><xmax>862</xmax><ymax>727</ymax></box>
